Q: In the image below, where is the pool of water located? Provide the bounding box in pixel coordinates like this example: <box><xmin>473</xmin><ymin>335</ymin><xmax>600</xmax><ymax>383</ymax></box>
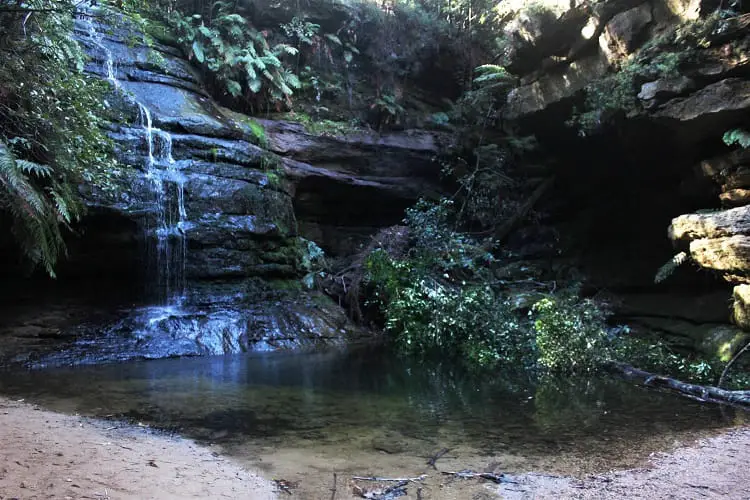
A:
<box><xmin>0</xmin><ymin>345</ymin><xmax>743</xmax><ymax>498</ymax></box>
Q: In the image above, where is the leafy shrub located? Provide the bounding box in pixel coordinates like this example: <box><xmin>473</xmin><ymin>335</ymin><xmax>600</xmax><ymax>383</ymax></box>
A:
<box><xmin>366</xmin><ymin>248</ymin><xmax>533</xmax><ymax>368</ymax></box>
<box><xmin>0</xmin><ymin>1</ymin><xmax>119</xmax><ymax>275</ymax></box>
<box><xmin>531</xmin><ymin>297</ymin><xmax>613</xmax><ymax>373</ymax></box>
<box><xmin>171</xmin><ymin>2</ymin><xmax>300</xmax><ymax>109</ymax></box>
<box><xmin>299</xmin><ymin>238</ymin><xmax>327</xmax><ymax>290</ymax></box>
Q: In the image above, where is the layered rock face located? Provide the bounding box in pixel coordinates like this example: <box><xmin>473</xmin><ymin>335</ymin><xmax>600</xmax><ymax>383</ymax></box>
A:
<box><xmin>13</xmin><ymin>14</ymin><xmax>445</xmax><ymax>365</ymax></box>
<box><xmin>497</xmin><ymin>0</ymin><xmax>750</xmax><ymax>353</ymax></box>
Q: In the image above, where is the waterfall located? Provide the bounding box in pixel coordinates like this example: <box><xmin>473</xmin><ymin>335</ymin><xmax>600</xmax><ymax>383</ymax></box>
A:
<box><xmin>83</xmin><ymin>13</ymin><xmax>187</xmax><ymax>306</ymax></box>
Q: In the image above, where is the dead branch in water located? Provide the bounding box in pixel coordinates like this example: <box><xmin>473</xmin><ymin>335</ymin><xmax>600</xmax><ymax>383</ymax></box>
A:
<box><xmin>441</xmin><ymin>470</ymin><xmax>516</xmax><ymax>484</ymax></box>
<box><xmin>608</xmin><ymin>362</ymin><xmax>750</xmax><ymax>408</ymax></box>
<box><xmin>351</xmin><ymin>479</ymin><xmax>410</xmax><ymax>499</ymax></box>
<box><xmin>718</xmin><ymin>340</ymin><xmax>750</xmax><ymax>389</ymax></box>
<box><xmin>426</xmin><ymin>448</ymin><xmax>450</xmax><ymax>470</ymax></box>
<box><xmin>330</xmin><ymin>472</ymin><xmax>337</xmax><ymax>500</ymax></box>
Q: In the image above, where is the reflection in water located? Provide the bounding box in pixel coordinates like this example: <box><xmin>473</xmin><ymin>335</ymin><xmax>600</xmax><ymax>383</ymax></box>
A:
<box><xmin>0</xmin><ymin>345</ymin><xmax>743</xmax><ymax>497</ymax></box>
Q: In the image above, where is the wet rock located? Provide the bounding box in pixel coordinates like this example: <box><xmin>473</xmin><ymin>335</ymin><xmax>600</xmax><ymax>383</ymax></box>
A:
<box><xmin>22</xmin><ymin>289</ymin><xmax>368</xmax><ymax>367</ymax></box>
<box><xmin>699</xmin><ymin>323</ymin><xmax>748</xmax><ymax>361</ymax></box>
<box><xmin>371</xmin><ymin>431</ymin><xmax>408</xmax><ymax>454</ymax></box>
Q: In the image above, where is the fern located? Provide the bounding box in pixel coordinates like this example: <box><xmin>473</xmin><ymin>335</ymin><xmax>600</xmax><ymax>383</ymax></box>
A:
<box><xmin>473</xmin><ymin>64</ymin><xmax>515</xmax><ymax>92</ymax></box>
<box><xmin>175</xmin><ymin>7</ymin><xmax>302</xmax><ymax>106</ymax></box>
<box><xmin>654</xmin><ymin>251</ymin><xmax>689</xmax><ymax>284</ymax></box>
<box><xmin>723</xmin><ymin>129</ymin><xmax>750</xmax><ymax>149</ymax></box>
<box><xmin>0</xmin><ymin>142</ymin><xmax>75</xmax><ymax>277</ymax></box>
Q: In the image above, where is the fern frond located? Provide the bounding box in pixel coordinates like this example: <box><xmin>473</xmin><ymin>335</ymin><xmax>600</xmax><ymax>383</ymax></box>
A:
<box><xmin>654</xmin><ymin>251</ymin><xmax>689</xmax><ymax>284</ymax></box>
<box><xmin>474</xmin><ymin>64</ymin><xmax>508</xmax><ymax>74</ymax></box>
<box><xmin>0</xmin><ymin>142</ymin><xmax>68</xmax><ymax>276</ymax></box>
<box><xmin>723</xmin><ymin>129</ymin><xmax>750</xmax><ymax>149</ymax></box>
<box><xmin>284</xmin><ymin>72</ymin><xmax>301</xmax><ymax>89</ymax></box>
<box><xmin>15</xmin><ymin>160</ymin><xmax>53</xmax><ymax>178</ymax></box>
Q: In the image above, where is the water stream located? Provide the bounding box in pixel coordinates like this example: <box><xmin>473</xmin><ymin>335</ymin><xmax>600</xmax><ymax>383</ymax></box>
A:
<box><xmin>83</xmin><ymin>12</ymin><xmax>187</xmax><ymax>307</ymax></box>
<box><xmin>0</xmin><ymin>345</ymin><xmax>743</xmax><ymax>498</ymax></box>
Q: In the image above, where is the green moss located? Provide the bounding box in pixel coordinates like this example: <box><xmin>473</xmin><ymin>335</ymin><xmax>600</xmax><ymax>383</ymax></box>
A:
<box><xmin>282</xmin><ymin>111</ymin><xmax>358</xmax><ymax>137</ymax></box>
<box><xmin>146</xmin><ymin>49</ymin><xmax>168</xmax><ymax>71</ymax></box>
<box><xmin>269</xmin><ymin>279</ymin><xmax>303</xmax><ymax>291</ymax></box>
<box><xmin>235</xmin><ymin>116</ymin><xmax>267</xmax><ymax>147</ymax></box>
<box><xmin>145</xmin><ymin>20</ymin><xmax>180</xmax><ymax>47</ymax></box>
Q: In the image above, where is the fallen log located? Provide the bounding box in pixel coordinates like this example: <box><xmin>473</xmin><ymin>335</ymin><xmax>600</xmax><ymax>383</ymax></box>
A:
<box><xmin>608</xmin><ymin>361</ymin><xmax>750</xmax><ymax>408</ymax></box>
<box><xmin>490</xmin><ymin>177</ymin><xmax>555</xmax><ymax>247</ymax></box>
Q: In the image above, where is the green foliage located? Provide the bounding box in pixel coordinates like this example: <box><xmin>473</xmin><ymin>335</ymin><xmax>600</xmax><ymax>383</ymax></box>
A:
<box><xmin>370</xmin><ymin>94</ymin><xmax>405</xmax><ymax>129</ymax></box>
<box><xmin>723</xmin><ymin>129</ymin><xmax>750</xmax><ymax>149</ymax></box>
<box><xmin>0</xmin><ymin>143</ymin><xmax>74</xmax><ymax>276</ymax></box>
<box><xmin>280</xmin><ymin>17</ymin><xmax>321</xmax><ymax>46</ymax></box>
<box><xmin>571</xmin><ymin>13</ymin><xmax>735</xmax><ymax>133</ymax></box>
<box><xmin>0</xmin><ymin>0</ymin><xmax>118</xmax><ymax>275</ymax></box>
<box><xmin>532</xmin><ymin>297</ymin><xmax>613</xmax><ymax>373</ymax></box>
<box><xmin>171</xmin><ymin>3</ymin><xmax>301</xmax><ymax>108</ymax></box>
<box><xmin>299</xmin><ymin>237</ymin><xmax>327</xmax><ymax>289</ymax></box>
<box><xmin>472</xmin><ymin>65</ymin><xmax>516</xmax><ymax>93</ymax></box>
<box><xmin>364</xmin><ymin>199</ymin><xmax>532</xmax><ymax>368</ymax></box>
<box><xmin>284</xmin><ymin>111</ymin><xmax>358</xmax><ymax>137</ymax></box>
<box><xmin>362</xmin><ymin>199</ymin><xmax>744</xmax><ymax>385</ymax></box>
<box><xmin>366</xmin><ymin>249</ymin><xmax>532</xmax><ymax>368</ymax></box>
<box><xmin>611</xmin><ymin>336</ymin><xmax>749</xmax><ymax>387</ymax></box>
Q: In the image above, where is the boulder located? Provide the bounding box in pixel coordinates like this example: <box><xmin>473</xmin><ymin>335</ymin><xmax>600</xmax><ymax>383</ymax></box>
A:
<box><xmin>670</xmin><ymin>205</ymin><xmax>750</xmax><ymax>243</ymax></box>
<box><xmin>505</xmin><ymin>51</ymin><xmax>611</xmax><ymax>120</ymax></box>
<box><xmin>603</xmin><ymin>3</ymin><xmax>654</xmax><ymax>58</ymax></box>
<box><xmin>733</xmin><ymin>284</ymin><xmax>750</xmax><ymax>330</ymax></box>
<box><xmin>689</xmin><ymin>236</ymin><xmax>750</xmax><ymax>273</ymax></box>
<box><xmin>638</xmin><ymin>76</ymin><xmax>696</xmax><ymax>102</ymax></box>
<box><xmin>657</xmin><ymin>79</ymin><xmax>750</xmax><ymax>141</ymax></box>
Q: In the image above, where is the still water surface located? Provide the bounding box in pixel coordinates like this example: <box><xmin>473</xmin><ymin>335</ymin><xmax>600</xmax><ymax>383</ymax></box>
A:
<box><xmin>0</xmin><ymin>345</ymin><xmax>743</xmax><ymax>498</ymax></box>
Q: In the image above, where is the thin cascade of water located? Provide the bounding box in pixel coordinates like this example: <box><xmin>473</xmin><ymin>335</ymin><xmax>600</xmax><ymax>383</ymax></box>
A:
<box><xmin>83</xmin><ymin>12</ymin><xmax>188</xmax><ymax>306</ymax></box>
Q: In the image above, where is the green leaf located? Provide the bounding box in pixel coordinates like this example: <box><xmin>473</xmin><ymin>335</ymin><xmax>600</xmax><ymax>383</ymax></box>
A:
<box><xmin>285</xmin><ymin>72</ymin><xmax>301</xmax><ymax>89</ymax></box>
<box><xmin>226</xmin><ymin>79</ymin><xmax>242</xmax><ymax>97</ymax></box>
<box><xmin>198</xmin><ymin>25</ymin><xmax>213</xmax><ymax>39</ymax></box>
<box><xmin>248</xmin><ymin>77</ymin><xmax>262</xmax><ymax>93</ymax></box>
<box><xmin>260</xmin><ymin>55</ymin><xmax>281</xmax><ymax>67</ymax></box>
<box><xmin>324</xmin><ymin>33</ymin><xmax>342</xmax><ymax>46</ymax></box>
<box><xmin>192</xmin><ymin>40</ymin><xmax>205</xmax><ymax>63</ymax></box>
